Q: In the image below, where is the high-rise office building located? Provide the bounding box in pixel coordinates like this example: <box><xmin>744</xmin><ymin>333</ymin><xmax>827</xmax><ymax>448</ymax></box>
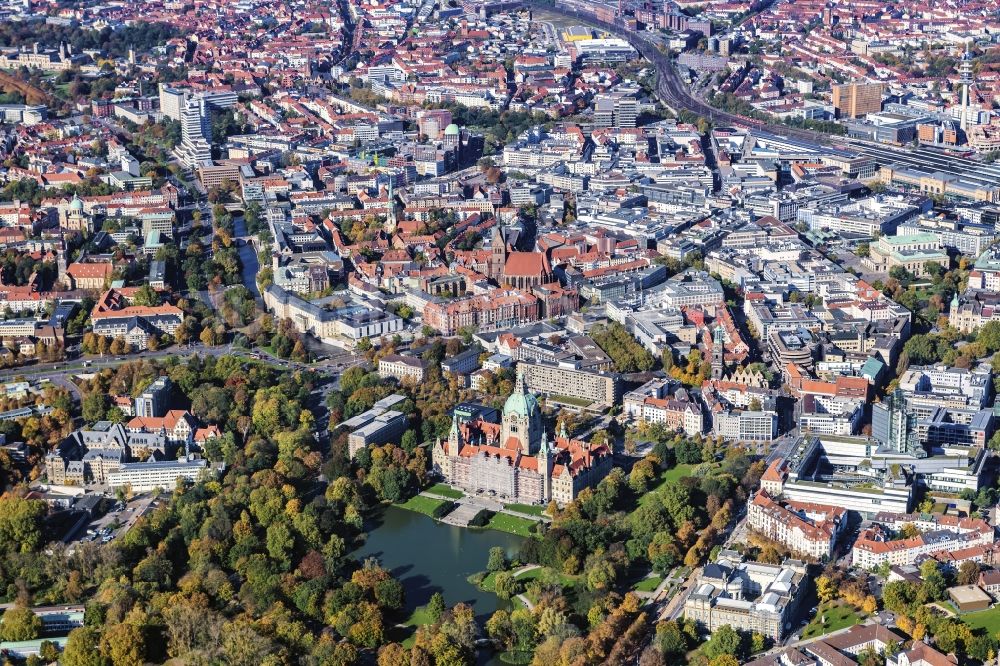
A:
<box><xmin>832</xmin><ymin>82</ymin><xmax>883</xmax><ymax>118</ymax></box>
<box><xmin>158</xmin><ymin>83</ymin><xmax>187</xmax><ymax>122</ymax></box>
<box><xmin>175</xmin><ymin>97</ymin><xmax>212</xmax><ymax>168</ymax></box>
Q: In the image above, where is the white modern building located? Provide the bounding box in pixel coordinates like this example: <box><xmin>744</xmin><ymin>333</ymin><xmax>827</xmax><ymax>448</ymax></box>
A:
<box><xmin>107</xmin><ymin>456</ymin><xmax>218</xmax><ymax>492</ymax></box>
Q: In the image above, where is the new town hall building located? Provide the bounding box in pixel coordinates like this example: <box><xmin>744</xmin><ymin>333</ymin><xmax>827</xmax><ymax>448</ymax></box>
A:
<box><xmin>432</xmin><ymin>374</ymin><xmax>612</xmax><ymax>505</ymax></box>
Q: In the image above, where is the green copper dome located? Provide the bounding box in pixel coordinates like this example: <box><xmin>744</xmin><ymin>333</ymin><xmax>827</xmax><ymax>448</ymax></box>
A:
<box><xmin>444</xmin><ymin>123</ymin><xmax>460</xmax><ymax>136</ymax></box>
<box><xmin>503</xmin><ymin>389</ymin><xmax>539</xmax><ymax>419</ymax></box>
<box><xmin>504</xmin><ymin>369</ymin><xmax>538</xmax><ymax>418</ymax></box>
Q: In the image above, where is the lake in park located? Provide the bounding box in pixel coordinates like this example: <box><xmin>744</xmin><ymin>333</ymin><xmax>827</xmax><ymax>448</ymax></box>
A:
<box><xmin>355</xmin><ymin>505</ymin><xmax>525</xmax><ymax>621</ymax></box>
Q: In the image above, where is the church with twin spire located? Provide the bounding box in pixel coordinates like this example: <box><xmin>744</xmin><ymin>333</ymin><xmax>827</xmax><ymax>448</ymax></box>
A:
<box><xmin>432</xmin><ymin>371</ymin><xmax>613</xmax><ymax>505</ymax></box>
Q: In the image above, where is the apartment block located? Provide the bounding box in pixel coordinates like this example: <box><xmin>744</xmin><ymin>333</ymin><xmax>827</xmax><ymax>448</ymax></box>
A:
<box><xmin>518</xmin><ymin>359</ymin><xmax>622</xmax><ymax>406</ymax></box>
<box><xmin>747</xmin><ymin>490</ymin><xmax>846</xmax><ymax>560</ymax></box>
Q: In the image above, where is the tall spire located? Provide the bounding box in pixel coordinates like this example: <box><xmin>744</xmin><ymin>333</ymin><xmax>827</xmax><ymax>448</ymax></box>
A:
<box><xmin>386</xmin><ymin>174</ymin><xmax>397</xmax><ymax>233</ymax></box>
<box><xmin>959</xmin><ymin>44</ymin><xmax>973</xmax><ymax>133</ymax></box>
<box><xmin>450</xmin><ymin>412</ymin><xmax>462</xmax><ymax>450</ymax></box>
<box><xmin>514</xmin><ymin>364</ymin><xmax>527</xmax><ymax>395</ymax></box>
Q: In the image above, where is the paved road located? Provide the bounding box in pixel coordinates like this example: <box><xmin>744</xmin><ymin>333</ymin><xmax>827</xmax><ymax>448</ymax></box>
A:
<box><xmin>767</xmin><ymin>430</ymin><xmax>799</xmax><ymax>465</ymax></box>
<box><xmin>0</xmin><ymin>343</ymin><xmax>363</xmax><ymax>383</ymax></box>
<box><xmin>660</xmin><ymin>566</ymin><xmax>701</xmax><ymax>620</ymax></box>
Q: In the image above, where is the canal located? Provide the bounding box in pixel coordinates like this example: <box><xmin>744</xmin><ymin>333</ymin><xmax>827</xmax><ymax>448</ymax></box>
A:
<box><xmin>355</xmin><ymin>505</ymin><xmax>525</xmax><ymax>623</ymax></box>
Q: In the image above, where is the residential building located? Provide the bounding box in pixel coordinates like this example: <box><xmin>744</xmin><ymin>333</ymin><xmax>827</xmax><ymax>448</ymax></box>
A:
<box><xmin>518</xmin><ymin>359</ymin><xmax>622</xmax><ymax>406</ymax></box>
<box><xmin>852</xmin><ymin>514</ymin><xmax>995</xmax><ymax>569</ymax></box>
<box><xmin>747</xmin><ymin>490</ymin><xmax>846</xmax><ymax>560</ymax></box>
<box><xmin>423</xmin><ymin>290</ymin><xmax>540</xmax><ymax>336</ymax></box>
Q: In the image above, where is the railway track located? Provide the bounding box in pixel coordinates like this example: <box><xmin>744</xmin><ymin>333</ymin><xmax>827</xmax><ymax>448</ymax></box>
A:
<box><xmin>524</xmin><ymin>0</ymin><xmax>830</xmax><ymax>144</ymax></box>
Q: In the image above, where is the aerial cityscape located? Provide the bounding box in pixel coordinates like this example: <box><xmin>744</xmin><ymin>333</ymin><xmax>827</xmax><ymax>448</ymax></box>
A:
<box><xmin>0</xmin><ymin>0</ymin><xmax>997</xmax><ymax>663</ymax></box>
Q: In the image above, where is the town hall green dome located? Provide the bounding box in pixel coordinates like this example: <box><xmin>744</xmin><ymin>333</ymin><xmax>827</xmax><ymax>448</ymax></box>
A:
<box><xmin>503</xmin><ymin>389</ymin><xmax>539</xmax><ymax>418</ymax></box>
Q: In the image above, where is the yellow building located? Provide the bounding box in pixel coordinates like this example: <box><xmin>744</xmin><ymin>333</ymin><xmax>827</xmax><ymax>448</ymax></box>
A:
<box><xmin>832</xmin><ymin>82</ymin><xmax>883</xmax><ymax>118</ymax></box>
<box><xmin>561</xmin><ymin>26</ymin><xmax>593</xmax><ymax>41</ymax></box>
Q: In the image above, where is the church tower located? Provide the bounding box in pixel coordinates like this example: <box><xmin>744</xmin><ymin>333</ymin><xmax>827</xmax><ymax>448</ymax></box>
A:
<box><xmin>385</xmin><ymin>176</ymin><xmax>397</xmax><ymax>234</ymax></box>
<box><xmin>490</xmin><ymin>220</ymin><xmax>507</xmax><ymax>279</ymax></box>
<box><xmin>711</xmin><ymin>324</ymin><xmax>725</xmax><ymax>380</ymax></box>
<box><xmin>56</xmin><ymin>235</ymin><xmax>68</xmax><ymax>287</ymax></box>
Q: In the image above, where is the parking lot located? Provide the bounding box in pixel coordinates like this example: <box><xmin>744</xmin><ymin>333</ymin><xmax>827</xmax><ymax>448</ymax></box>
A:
<box><xmin>74</xmin><ymin>494</ymin><xmax>159</xmax><ymax>546</ymax></box>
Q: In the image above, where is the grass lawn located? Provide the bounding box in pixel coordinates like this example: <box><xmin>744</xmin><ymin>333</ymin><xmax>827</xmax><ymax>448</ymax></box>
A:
<box><xmin>661</xmin><ymin>463</ymin><xmax>698</xmax><ymax>485</ymax></box>
<box><xmin>548</xmin><ymin>394</ymin><xmax>592</xmax><ymax>407</ymax></box>
<box><xmin>392</xmin><ymin>604</ymin><xmax>436</xmax><ymax>648</ymax></box>
<box><xmin>425</xmin><ymin>483</ymin><xmax>463</xmax><ymax>499</ymax></box>
<box><xmin>638</xmin><ymin>464</ymin><xmax>698</xmax><ymax>507</ymax></box>
<box><xmin>633</xmin><ymin>574</ymin><xmax>665</xmax><ymax>593</ymax></box>
<box><xmin>479</xmin><ymin>572</ymin><xmax>498</xmax><ymax>591</ymax></box>
<box><xmin>395</xmin><ymin>495</ymin><xmax>450</xmax><ymax>517</ymax></box>
<box><xmin>516</xmin><ymin>568</ymin><xmax>578</xmax><ymax>604</ymax></box>
<box><xmin>404</xmin><ymin>605</ymin><xmax>434</xmax><ymax>627</ymax></box>
<box><xmin>505</xmin><ymin>503</ymin><xmax>546</xmax><ymax>517</ymax></box>
<box><xmin>487</xmin><ymin>513</ymin><xmax>537</xmax><ymax>537</ymax></box>
<box><xmin>514</xmin><ymin>568</ymin><xmax>545</xmax><ymax>582</ymax></box>
<box><xmin>962</xmin><ymin>608</ymin><xmax>1000</xmax><ymax>634</ymax></box>
<box><xmin>802</xmin><ymin>602</ymin><xmax>862</xmax><ymax>639</ymax></box>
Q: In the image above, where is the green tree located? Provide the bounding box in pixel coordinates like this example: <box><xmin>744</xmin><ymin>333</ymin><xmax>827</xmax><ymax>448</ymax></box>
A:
<box><xmin>881</xmin><ymin>580</ymin><xmax>917</xmax><ymax>615</ymax></box>
<box><xmin>704</xmin><ymin>625</ymin><xmax>743</xmax><ymax>661</ymax></box>
<box><xmin>0</xmin><ymin>607</ymin><xmax>42</xmax><ymax>641</ymax></box>
<box><xmin>131</xmin><ymin>284</ymin><xmax>159</xmax><ymax>307</ymax></box>
<box><xmin>400</xmin><ymin>429</ymin><xmax>418</xmax><ymax>453</ymax></box>
<box><xmin>100</xmin><ymin>622</ymin><xmax>145</xmax><ymax>666</ymax></box>
<box><xmin>82</xmin><ymin>392</ymin><xmax>109</xmax><ymax>423</ymax></box>
<box><xmin>494</xmin><ymin>571</ymin><xmax>519</xmax><ymax>600</ymax></box>
<box><xmin>957</xmin><ymin>560</ymin><xmax>980</xmax><ymax>586</ymax></box>
<box><xmin>655</xmin><ymin>620</ymin><xmax>688</xmax><ymax>659</ymax></box>
<box><xmin>62</xmin><ymin>627</ymin><xmax>107</xmax><ymax>666</ymax></box>
<box><xmin>0</xmin><ymin>495</ymin><xmax>47</xmax><ymax>552</ymax></box>
<box><xmin>487</xmin><ymin>547</ymin><xmax>507</xmax><ymax>572</ymax></box>
<box><xmin>375</xmin><ymin>579</ymin><xmax>404</xmax><ymax>611</ymax></box>
<box><xmin>427</xmin><ymin>592</ymin><xmax>446</xmax><ymax>623</ymax></box>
